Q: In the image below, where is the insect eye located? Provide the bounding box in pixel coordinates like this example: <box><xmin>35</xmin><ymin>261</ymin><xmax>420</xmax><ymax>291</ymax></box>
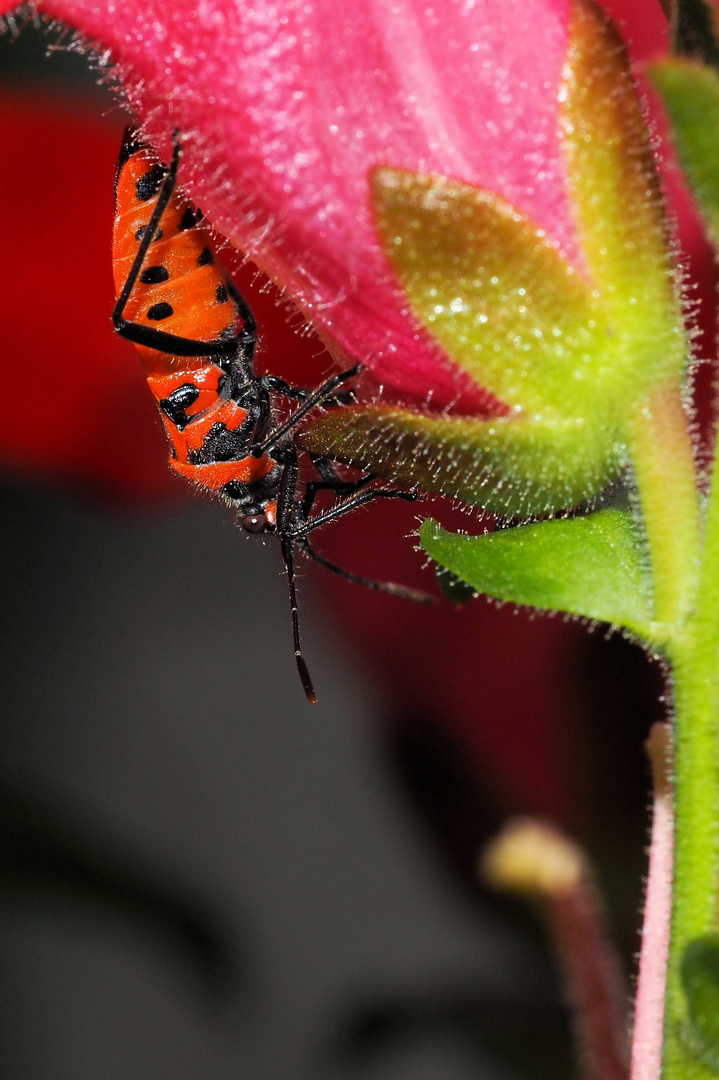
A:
<box><xmin>241</xmin><ymin>513</ymin><xmax>268</xmax><ymax>534</ymax></box>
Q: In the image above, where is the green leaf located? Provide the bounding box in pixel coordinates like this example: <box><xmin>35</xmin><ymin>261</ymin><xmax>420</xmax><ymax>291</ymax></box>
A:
<box><xmin>681</xmin><ymin>936</ymin><xmax>719</xmax><ymax>1072</ymax></box>
<box><xmin>419</xmin><ymin>508</ymin><xmax>656</xmax><ymax>638</ymax></box>
<box><xmin>650</xmin><ymin>59</ymin><xmax>719</xmax><ymax>244</ymax></box>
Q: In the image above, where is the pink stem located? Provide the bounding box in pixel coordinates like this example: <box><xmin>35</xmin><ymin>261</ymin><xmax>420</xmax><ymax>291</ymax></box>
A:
<box><xmin>630</xmin><ymin>723</ymin><xmax>673</xmax><ymax>1080</ymax></box>
<box><xmin>547</xmin><ymin>880</ymin><xmax>630</xmax><ymax>1080</ymax></box>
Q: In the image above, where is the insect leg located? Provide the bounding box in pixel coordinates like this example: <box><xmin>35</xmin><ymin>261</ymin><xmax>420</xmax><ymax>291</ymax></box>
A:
<box><xmin>250</xmin><ymin>365</ymin><xmax>361</xmax><ymax>458</ymax></box>
<box><xmin>113</xmin><ymin>321</ymin><xmax>238</xmax><ymax>358</ymax></box>
<box><xmin>276</xmin><ymin>444</ymin><xmax>317</xmax><ymax>703</ymax></box>
<box><xmin>225</xmin><ymin>279</ymin><xmax>257</xmax><ymax>345</ymax></box>
<box><xmin>262</xmin><ymin>375</ymin><xmax>357</xmax><ymax>409</ymax></box>
<box><xmin>295</xmin><ymin>537</ymin><xmax>434</xmax><ymax>604</ymax></box>
<box><xmin>290</xmin><ymin>473</ymin><xmax>434</xmax><ymax>603</ymax></box>
<box><xmin>302</xmin><ymin>480</ymin><xmax>367</xmax><ymax>519</ymax></box>
<box><xmin>261</xmin><ymin>376</ymin><xmax>312</xmax><ymax>402</ymax></box>
<box><xmin>301</xmin><ymin>475</ymin><xmax>376</xmax><ymax>519</ymax></box>
<box><xmin>289</xmin><ymin>485</ymin><xmax>420</xmax><ymax>537</ymax></box>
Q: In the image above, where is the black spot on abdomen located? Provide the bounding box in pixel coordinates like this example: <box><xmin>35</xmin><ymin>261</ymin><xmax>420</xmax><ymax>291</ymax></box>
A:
<box><xmin>147</xmin><ymin>302</ymin><xmax>174</xmax><ymax>321</ymax></box>
<box><xmin>189</xmin><ymin>420</ymin><xmax>252</xmax><ymax>464</ymax></box>
<box><xmin>140</xmin><ymin>265</ymin><xmax>170</xmax><ymax>285</ymax></box>
<box><xmin>160</xmin><ymin>383</ymin><xmax>201</xmax><ymax>429</ymax></box>
<box><xmin>197</xmin><ymin>247</ymin><xmax>214</xmax><ymax>267</ymax></box>
<box><xmin>178</xmin><ymin>206</ymin><xmax>204</xmax><ymax>231</ymax></box>
<box><xmin>216</xmin><ymin>285</ymin><xmax>229</xmax><ymax>304</ymax></box>
<box><xmin>136</xmin><ymin>164</ymin><xmax>165</xmax><ymax>202</ymax></box>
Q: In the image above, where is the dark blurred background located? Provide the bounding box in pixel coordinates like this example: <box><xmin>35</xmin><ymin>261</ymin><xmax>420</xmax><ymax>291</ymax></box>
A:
<box><xmin>0</xmin><ymin>13</ymin><xmax>677</xmax><ymax>1078</ymax></box>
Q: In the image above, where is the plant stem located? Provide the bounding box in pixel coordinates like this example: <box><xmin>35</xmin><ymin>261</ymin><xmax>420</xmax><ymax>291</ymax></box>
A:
<box><xmin>630</xmin><ymin>383</ymin><xmax>719</xmax><ymax>1080</ymax></box>
<box><xmin>631</xmin><ymin>724</ymin><xmax>673</xmax><ymax>1080</ymax></box>
<box><xmin>629</xmin><ymin>384</ymin><xmax>701</xmax><ymax>630</ymax></box>
<box><xmin>664</xmin><ymin>634</ymin><xmax>719</xmax><ymax>1079</ymax></box>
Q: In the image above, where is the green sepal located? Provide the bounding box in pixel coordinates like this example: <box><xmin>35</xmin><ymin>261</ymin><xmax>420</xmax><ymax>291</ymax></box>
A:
<box><xmin>299</xmin><ymin>404</ymin><xmax>623</xmax><ymax>517</ymax></box>
<box><xmin>369</xmin><ymin>1</ymin><xmax>685</xmax><ymax>427</ymax></box>
<box><xmin>650</xmin><ymin>58</ymin><xmax>719</xmax><ymax>244</ymax></box>
<box><xmin>418</xmin><ymin>508</ymin><xmax>655</xmax><ymax>638</ymax></box>
<box><xmin>371</xmin><ymin>168</ymin><xmax>609</xmax><ymax>419</ymax></box>
<box><xmin>558</xmin><ymin>0</ymin><xmax>685</xmax><ymax>393</ymax></box>
<box><xmin>681</xmin><ymin>936</ymin><xmax>719</xmax><ymax>1072</ymax></box>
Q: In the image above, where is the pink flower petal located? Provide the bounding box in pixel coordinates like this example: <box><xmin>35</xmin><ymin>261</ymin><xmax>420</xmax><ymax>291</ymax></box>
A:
<box><xmin>34</xmin><ymin>0</ymin><xmax>574</xmax><ymax>409</ymax></box>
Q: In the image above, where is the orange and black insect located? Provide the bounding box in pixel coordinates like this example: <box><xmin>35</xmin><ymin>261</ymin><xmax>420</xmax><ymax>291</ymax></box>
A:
<box><xmin>112</xmin><ymin>129</ymin><xmax>428</xmax><ymax>702</ymax></box>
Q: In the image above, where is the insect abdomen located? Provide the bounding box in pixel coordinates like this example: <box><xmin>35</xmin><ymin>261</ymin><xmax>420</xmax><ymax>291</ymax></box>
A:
<box><xmin>112</xmin><ymin>141</ymin><xmax>240</xmax><ymax>376</ymax></box>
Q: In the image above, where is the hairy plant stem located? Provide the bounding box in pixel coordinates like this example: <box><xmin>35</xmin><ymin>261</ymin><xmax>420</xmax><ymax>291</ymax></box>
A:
<box><xmin>630</xmin><ymin>383</ymin><xmax>719</xmax><ymax>1080</ymax></box>
<box><xmin>631</xmin><ymin>724</ymin><xmax>673</xmax><ymax>1080</ymax></box>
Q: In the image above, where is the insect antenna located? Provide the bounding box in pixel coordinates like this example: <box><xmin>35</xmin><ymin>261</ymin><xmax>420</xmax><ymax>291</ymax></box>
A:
<box><xmin>280</xmin><ymin>536</ymin><xmax>317</xmax><ymax>705</ymax></box>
